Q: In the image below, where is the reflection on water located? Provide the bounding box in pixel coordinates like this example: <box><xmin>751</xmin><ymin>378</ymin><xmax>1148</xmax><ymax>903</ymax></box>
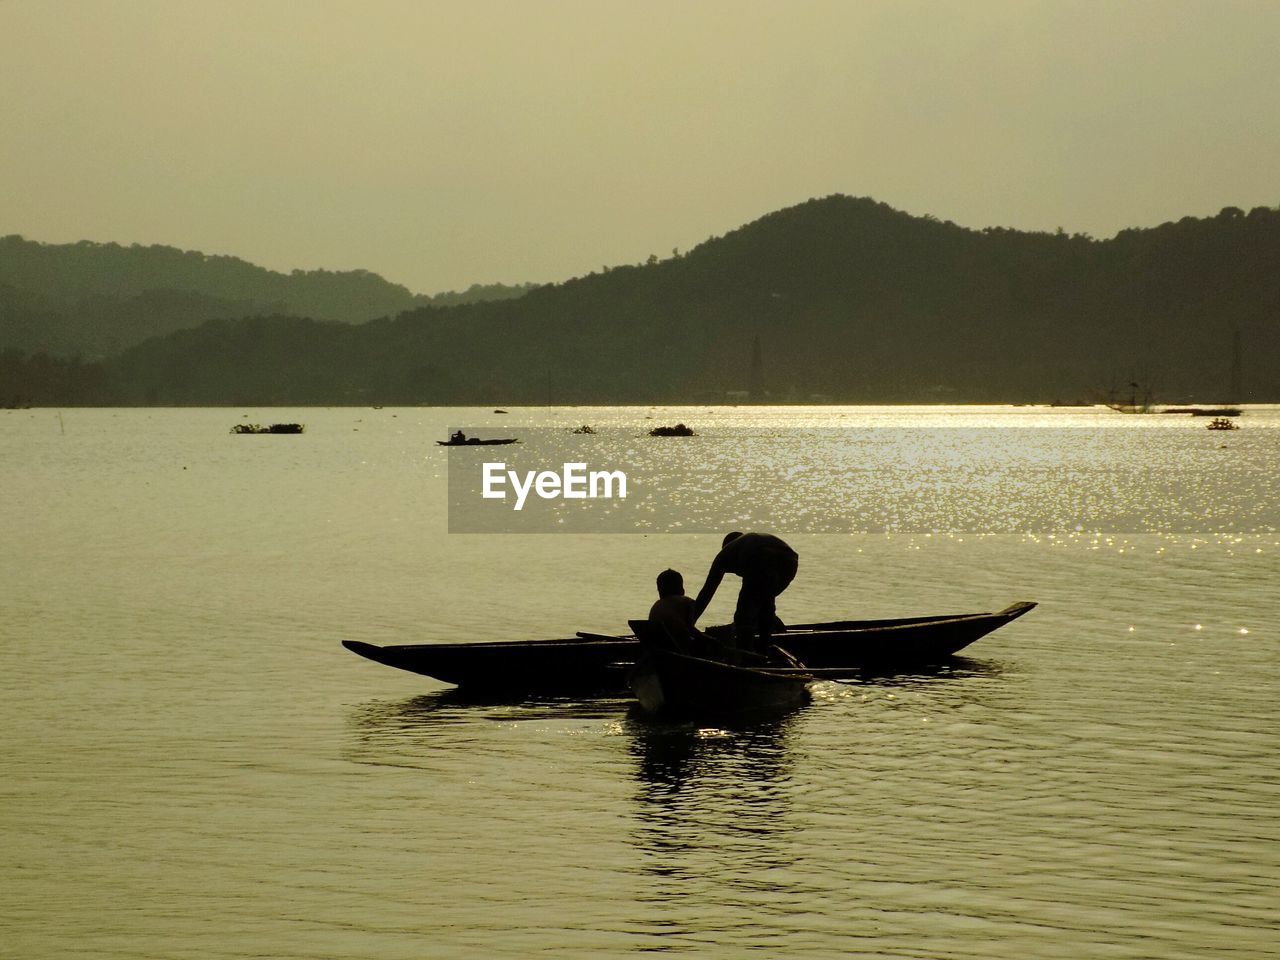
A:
<box><xmin>346</xmin><ymin>691</ymin><xmax>626</xmax><ymax>767</ymax></box>
<box><xmin>628</xmin><ymin>713</ymin><xmax>798</xmax><ymax>798</ymax></box>
<box><xmin>626</xmin><ymin>714</ymin><xmax>809</xmax><ymax>949</ymax></box>
<box><xmin>850</xmin><ymin>653</ymin><xmax>1007</xmax><ymax>686</ymax></box>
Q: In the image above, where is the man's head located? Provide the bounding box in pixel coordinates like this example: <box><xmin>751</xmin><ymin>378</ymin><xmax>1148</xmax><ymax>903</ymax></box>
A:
<box><xmin>656</xmin><ymin>568</ymin><xmax>684</xmax><ymax>597</ymax></box>
<box><xmin>722</xmin><ymin>531</ymin><xmax>744</xmax><ymax>548</ymax></box>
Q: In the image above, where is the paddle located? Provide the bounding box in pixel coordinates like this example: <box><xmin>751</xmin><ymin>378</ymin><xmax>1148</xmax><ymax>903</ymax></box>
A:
<box><xmin>577</xmin><ymin>627</ymin><xmax>863</xmax><ymax>683</ymax></box>
<box><xmin>762</xmin><ymin>642</ymin><xmax>869</xmax><ymax>686</ymax></box>
<box><xmin>575</xmin><ymin>630</ymin><xmax>632</xmax><ymax>641</ymax></box>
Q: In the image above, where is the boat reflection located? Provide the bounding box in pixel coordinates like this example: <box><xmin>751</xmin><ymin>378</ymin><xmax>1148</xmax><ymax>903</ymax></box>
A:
<box><xmin>344</xmin><ymin>689</ymin><xmax>625</xmax><ymax>767</ymax></box>
<box><xmin>354</xmin><ymin>688</ymin><xmax>624</xmax><ymax>723</ymax></box>
<box><xmin>625</xmin><ymin>712</ymin><xmax>803</xmax><ymax>895</ymax></box>
<box><xmin>627</xmin><ymin>711</ymin><xmax>799</xmax><ymax>794</ymax></box>
<box><xmin>342</xmin><ymin>653</ymin><xmax>1011</xmax><ymax>771</ymax></box>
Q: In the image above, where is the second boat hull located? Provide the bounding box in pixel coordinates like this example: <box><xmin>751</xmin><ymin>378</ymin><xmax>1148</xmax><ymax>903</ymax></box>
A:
<box><xmin>631</xmin><ymin>648</ymin><xmax>812</xmax><ymax>719</ymax></box>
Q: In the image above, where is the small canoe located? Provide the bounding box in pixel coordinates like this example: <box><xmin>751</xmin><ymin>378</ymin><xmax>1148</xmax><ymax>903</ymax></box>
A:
<box><xmin>341</xmin><ymin>601</ymin><xmax>1036</xmax><ymax>694</ymax></box>
<box><xmin>436</xmin><ymin>438</ymin><xmax>520</xmax><ymax>445</ymax></box>
<box><xmin>629</xmin><ymin>646</ymin><xmax>811</xmax><ymax>718</ymax></box>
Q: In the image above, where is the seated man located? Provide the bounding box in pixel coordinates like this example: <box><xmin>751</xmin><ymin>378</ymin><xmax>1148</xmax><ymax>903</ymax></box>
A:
<box><xmin>647</xmin><ymin>569</ymin><xmax>698</xmax><ymax>650</ymax></box>
<box><xmin>692</xmin><ymin>531</ymin><xmax>798</xmax><ymax>655</ymax></box>
<box><xmin>647</xmin><ymin>568</ymin><xmax>745</xmax><ymax>662</ymax></box>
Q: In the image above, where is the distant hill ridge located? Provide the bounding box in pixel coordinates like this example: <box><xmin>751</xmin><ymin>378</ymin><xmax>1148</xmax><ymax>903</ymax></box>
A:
<box><xmin>3</xmin><ymin>196</ymin><xmax>1279</xmax><ymax>405</ymax></box>
<box><xmin>0</xmin><ymin>234</ymin><xmax>538</xmax><ymax>357</ymax></box>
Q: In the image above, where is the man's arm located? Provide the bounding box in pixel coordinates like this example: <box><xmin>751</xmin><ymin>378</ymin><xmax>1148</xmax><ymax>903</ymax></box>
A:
<box><xmin>692</xmin><ymin>559</ymin><xmax>724</xmax><ymax>623</ymax></box>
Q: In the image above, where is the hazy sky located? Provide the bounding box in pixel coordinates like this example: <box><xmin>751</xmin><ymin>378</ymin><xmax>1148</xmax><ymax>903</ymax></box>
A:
<box><xmin>3</xmin><ymin>0</ymin><xmax>1279</xmax><ymax>293</ymax></box>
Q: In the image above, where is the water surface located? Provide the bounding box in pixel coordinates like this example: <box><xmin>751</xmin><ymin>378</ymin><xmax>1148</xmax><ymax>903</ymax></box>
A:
<box><xmin>3</xmin><ymin>406</ymin><xmax>1277</xmax><ymax>958</ymax></box>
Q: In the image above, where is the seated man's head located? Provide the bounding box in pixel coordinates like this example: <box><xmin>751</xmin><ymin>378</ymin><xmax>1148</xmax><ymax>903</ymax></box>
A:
<box><xmin>722</xmin><ymin>531</ymin><xmax>744</xmax><ymax>548</ymax></box>
<box><xmin>655</xmin><ymin>568</ymin><xmax>684</xmax><ymax>597</ymax></box>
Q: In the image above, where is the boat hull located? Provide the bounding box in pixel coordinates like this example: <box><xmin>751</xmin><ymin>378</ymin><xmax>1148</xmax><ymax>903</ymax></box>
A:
<box><xmin>631</xmin><ymin>648</ymin><xmax>811</xmax><ymax>719</ymax></box>
<box><xmin>436</xmin><ymin>438</ymin><xmax>519</xmax><ymax>445</ymax></box>
<box><xmin>342</xmin><ymin>601</ymin><xmax>1036</xmax><ymax>693</ymax></box>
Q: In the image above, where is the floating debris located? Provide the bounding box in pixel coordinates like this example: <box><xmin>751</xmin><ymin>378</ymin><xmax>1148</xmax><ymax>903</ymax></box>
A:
<box><xmin>648</xmin><ymin>423</ymin><xmax>695</xmax><ymax>437</ymax></box>
<box><xmin>571</xmin><ymin>425</ymin><xmax>596</xmax><ymax>434</ymax></box>
<box><xmin>231</xmin><ymin>423</ymin><xmax>305</xmax><ymax>434</ymax></box>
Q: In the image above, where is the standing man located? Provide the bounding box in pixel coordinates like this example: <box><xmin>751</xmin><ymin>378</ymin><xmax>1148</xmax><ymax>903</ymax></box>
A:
<box><xmin>692</xmin><ymin>531</ymin><xmax>798</xmax><ymax>654</ymax></box>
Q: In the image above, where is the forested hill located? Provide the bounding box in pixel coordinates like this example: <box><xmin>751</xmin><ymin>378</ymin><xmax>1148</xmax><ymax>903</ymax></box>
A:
<box><xmin>8</xmin><ymin>196</ymin><xmax>1280</xmax><ymax>405</ymax></box>
<box><xmin>0</xmin><ymin>234</ymin><xmax>537</xmax><ymax>358</ymax></box>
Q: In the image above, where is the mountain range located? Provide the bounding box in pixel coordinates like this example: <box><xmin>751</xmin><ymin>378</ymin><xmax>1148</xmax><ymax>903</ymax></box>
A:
<box><xmin>2</xmin><ymin>196</ymin><xmax>1277</xmax><ymax>405</ymax></box>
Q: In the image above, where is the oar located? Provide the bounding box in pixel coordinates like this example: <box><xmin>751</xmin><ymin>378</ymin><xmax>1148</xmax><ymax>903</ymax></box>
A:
<box><xmin>575</xmin><ymin>630</ymin><xmax>634</xmax><ymax>641</ymax></box>
<box><xmin>765</xmin><ymin>643</ymin><xmax>867</xmax><ymax>685</ymax></box>
<box><xmin>575</xmin><ymin>630</ymin><xmax>863</xmax><ymax>683</ymax></box>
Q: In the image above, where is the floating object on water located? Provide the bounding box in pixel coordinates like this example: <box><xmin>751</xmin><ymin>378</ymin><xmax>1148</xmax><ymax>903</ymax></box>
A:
<box><xmin>231</xmin><ymin>423</ymin><xmax>304</xmax><ymax>434</ymax></box>
<box><xmin>1206</xmin><ymin>417</ymin><xmax>1239</xmax><ymax>430</ymax></box>
<box><xmin>494</xmin><ymin>409</ymin><xmax>508</xmax><ymax>414</ymax></box>
<box><xmin>571</xmin><ymin>425</ymin><xmax>596</xmax><ymax>434</ymax></box>
<box><xmin>648</xmin><ymin>423</ymin><xmax>695</xmax><ymax>437</ymax></box>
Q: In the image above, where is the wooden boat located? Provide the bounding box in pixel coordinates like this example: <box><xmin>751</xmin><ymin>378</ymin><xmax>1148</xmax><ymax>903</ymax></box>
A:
<box><xmin>629</xmin><ymin>645</ymin><xmax>812</xmax><ymax>719</ymax></box>
<box><xmin>341</xmin><ymin>601</ymin><xmax>1036</xmax><ymax>694</ymax></box>
<box><xmin>436</xmin><ymin>437</ymin><xmax>519</xmax><ymax>446</ymax></box>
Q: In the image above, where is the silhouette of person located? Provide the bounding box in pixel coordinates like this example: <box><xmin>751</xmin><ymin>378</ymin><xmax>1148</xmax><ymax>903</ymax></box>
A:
<box><xmin>450</xmin><ymin>430</ymin><xmax>466</xmax><ymax>444</ymax></box>
<box><xmin>647</xmin><ymin>569</ymin><xmax>698</xmax><ymax>648</ymax></box>
<box><xmin>692</xmin><ymin>532</ymin><xmax>798</xmax><ymax>654</ymax></box>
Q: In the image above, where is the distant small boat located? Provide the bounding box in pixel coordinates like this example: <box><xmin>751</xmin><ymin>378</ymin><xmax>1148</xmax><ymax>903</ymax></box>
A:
<box><xmin>437</xmin><ymin>437</ymin><xmax>519</xmax><ymax>446</ymax></box>
<box><xmin>571</xmin><ymin>425</ymin><xmax>596</xmax><ymax>434</ymax></box>
<box><xmin>1206</xmin><ymin>417</ymin><xmax>1239</xmax><ymax>430</ymax></box>
<box><xmin>231</xmin><ymin>423</ymin><xmax>304</xmax><ymax>434</ymax></box>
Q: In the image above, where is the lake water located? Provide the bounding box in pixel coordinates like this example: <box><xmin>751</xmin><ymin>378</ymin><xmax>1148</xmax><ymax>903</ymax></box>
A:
<box><xmin>3</xmin><ymin>406</ymin><xmax>1277</xmax><ymax>958</ymax></box>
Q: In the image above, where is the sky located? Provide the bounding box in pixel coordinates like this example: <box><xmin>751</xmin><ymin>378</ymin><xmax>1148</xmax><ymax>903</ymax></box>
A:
<box><xmin>2</xmin><ymin>0</ymin><xmax>1279</xmax><ymax>294</ymax></box>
